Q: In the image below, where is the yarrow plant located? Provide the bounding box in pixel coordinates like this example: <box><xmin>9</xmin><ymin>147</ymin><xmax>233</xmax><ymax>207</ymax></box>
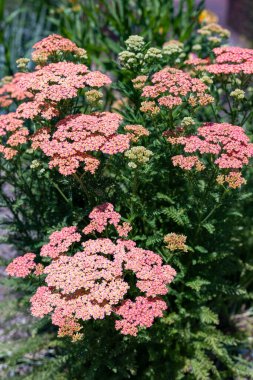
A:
<box><xmin>6</xmin><ymin>203</ymin><xmax>176</xmax><ymax>340</ymax></box>
<box><xmin>2</xmin><ymin>22</ymin><xmax>253</xmax><ymax>380</ymax></box>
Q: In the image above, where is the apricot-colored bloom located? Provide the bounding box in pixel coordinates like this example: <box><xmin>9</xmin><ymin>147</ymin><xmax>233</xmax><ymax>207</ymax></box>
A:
<box><xmin>40</xmin><ymin>226</ymin><xmax>81</xmax><ymax>259</ymax></box>
<box><xmin>172</xmin><ymin>155</ymin><xmax>205</xmax><ymax>171</ymax></box>
<box><xmin>164</xmin><ymin>233</ymin><xmax>188</xmax><ymax>252</ymax></box>
<box><xmin>0</xmin><ymin>73</ymin><xmax>33</xmax><ymax>107</ymax></box>
<box><xmin>124</xmin><ymin>124</ymin><xmax>149</xmax><ymax>142</ymax></box>
<box><xmin>216</xmin><ymin>172</ymin><xmax>247</xmax><ymax>189</ymax></box>
<box><xmin>16</xmin><ymin>62</ymin><xmax>111</xmax><ymax>120</ymax></box>
<box><xmin>83</xmin><ymin>203</ymin><xmax>132</xmax><ymax>237</ymax></box>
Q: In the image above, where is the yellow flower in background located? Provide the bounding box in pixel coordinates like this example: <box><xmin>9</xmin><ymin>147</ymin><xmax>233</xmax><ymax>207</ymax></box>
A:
<box><xmin>72</xmin><ymin>4</ymin><xmax>82</xmax><ymax>12</ymax></box>
<box><xmin>199</xmin><ymin>9</ymin><xmax>218</xmax><ymax>24</ymax></box>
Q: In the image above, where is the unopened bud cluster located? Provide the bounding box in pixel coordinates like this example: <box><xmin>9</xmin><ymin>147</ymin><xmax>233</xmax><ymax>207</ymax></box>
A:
<box><xmin>125</xmin><ymin>146</ymin><xmax>153</xmax><ymax>169</ymax></box>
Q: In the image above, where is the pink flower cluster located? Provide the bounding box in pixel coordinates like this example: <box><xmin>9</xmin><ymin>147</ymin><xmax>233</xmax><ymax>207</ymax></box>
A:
<box><xmin>0</xmin><ymin>73</ymin><xmax>33</xmax><ymax>107</ymax></box>
<box><xmin>16</xmin><ymin>62</ymin><xmax>111</xmax><ymax>120</ymax></box>
<box><xmin>31</xmin><ymin>34</ymin><xmax>87</xmax><ymax>63</ymax></box>
<box><xmin>6</xmin><ymin>253</ymin><xmax>36</xmax><ymax>278</ymax></box>
<box><xmin>115</xmin><ymin>297</ymin><xmax>167</xmax><ymax>336</ymax></box>
<box><xmin>0</xmin><ymin>113</ymin><xmax>28</xmax><ymax>159</ymax></box>
<box><xmin>31</xmin><ymin>112</ymin><xmax>130</xmax><ymax>175</ymax></box>
<box><xmin>189</xmin><ymin>46</ymin><xmax>253</xmax><ymax>75</ymax></box>
<box><xmin>141</xmin><ymin>67</ymin><xmax>214</xmax><ymax>110</ymax></box>
<box><xmin>168</xmin><ymin>122</ymin><xmax>253</xmax><ymax>188</ymax></box>
<box><xmin>40</xmin><ymin>226</ymin><xmax>81</xmax><ymax>258</ymax></box>
<box><xmin>83</xmin><ymin>203</ymin><xmax>132</xmax><ymax>237</ymax></box>
<box><xmin>6</xmin><ymin>203</ymin><xmax>176</xmax><ymax>340</ymax></box>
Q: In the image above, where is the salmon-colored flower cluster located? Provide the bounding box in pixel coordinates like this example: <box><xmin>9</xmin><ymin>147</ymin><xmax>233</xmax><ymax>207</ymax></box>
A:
<box><xmin>40</xmin><ymin>226</ymin><xmax>81</xmax><ymax>259</ymax></box>
<box><xmin>216</xmin><ymin>172</ymin><xmax>247</xmax><ymax>189</ymax></box>
<box><xmin>83</xmin><ymin>203</ymin><xmax>132</xmax><ymax>237</ymax></box>
<box><xmin>141</xmin><ymin>67</ymin><xmax>214</xmax><ymax>111</ymax></box>
<box><xmin>168</xmin><ymin>122</ymin><xmax>253</xmax><ymax>188</ymax></box>
<box><xmin>30</xmin><ymin>112</ymin><xmax>130</xmax><ymax>175</ymax></box>
<box><xmin>115</xmin><ymin>296</ymin><xmax>167</xmax><ymax>336</ymax></box>
<box><xmin>31</xmin><ymin>34</ymin><xmax>87</xmax><ymax>64</ymax></box>
<box><xmin>124</xmin><ymin>124</ymin><xmax>149</xmax><ymax>142</ymax></box>
<box><xmin>0</xmin><ymin>113</ymin><xmax>28</xmax><ymax>159</ymax></box>
<box><xmin>189</xmin><ymin>46</ymin><xmax>253</xmax><ymax>76</ymax></box>
<box><xmin>6</xmin><ymin>203</ymin><xmax>176</xmax><ymax>340</ymax></box>
<box><xmin>15</xmin><ymin>62</ymin><xmax>111</xmax><ymax>120</ymax></box>
<box><xmin>6</xmin><ymin>253</ymin><xmax>36</xmax><ymax>278</ymax></box>
<box><xmin>0</xmin><ymin>73</ymin><xmax>33</xmax><ymax>108</ymax></box>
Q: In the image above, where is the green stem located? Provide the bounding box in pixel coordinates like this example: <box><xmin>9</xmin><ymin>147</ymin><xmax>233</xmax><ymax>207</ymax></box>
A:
<box><xmin>50</xmin><ymin>180</ymin><xmax>70</xmax><ymax>204</ymax></box>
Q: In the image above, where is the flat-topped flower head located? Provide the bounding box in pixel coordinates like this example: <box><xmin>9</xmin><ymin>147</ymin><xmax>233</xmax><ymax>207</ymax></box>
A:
<box><xmin>115</xmin><ymin>297</ymin><xmax>168</xmax><ymax>336</ymax></box>
<box><xmin>83</xmin><ymin>203</ymin><xmax>132</xmax><ymax>237</ymax></box>
<box><xmin>40</xmin><ymin>226</ymin><xmax>81</xmax><ymax>259</ymax></box>
<box><xmin>141</xmin><ymin>67</ymin><xmax>214</xmax><ymax>112</ymax></box>
<box><xmin>6</xmin><ymin>253</ymin><xmax>36</xmax><ymax>278</ymax></box>
<box><xmin>6</xmin><ymin>204</ymin><xmax>176</xmax><ymax>339</ymax></box>
<box><xmin>31</xmin><ymin>34</ymin><xmax>88</xmax><ymax>64</ymax></box>
<box><xmin>31</xmin><ymin>112</ymin><xmax>130</xmax><ymax>175</ymax></box>
<box><xmin>190</xmin><ymin>46</ymin><xmax>253</xmax><ymax>76</ymax></box>
<box><xmin>16</xmin><ymin>63</ymin><xmax>111</xmax><ymax>121</ymax></box>
<box><xmin>168</xmin><ymin>122</ymin><xmax>253</xmax><ymax>188</ymax></box>
<box><xmin>164</xmin><ymin>233</ymin><xmax>188</xmax><ymax>252</ymax></box>
<box><xmin>124</xmin><ymin>124</ymin><xmax>149</xmax><ymax>142</ymax></box>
